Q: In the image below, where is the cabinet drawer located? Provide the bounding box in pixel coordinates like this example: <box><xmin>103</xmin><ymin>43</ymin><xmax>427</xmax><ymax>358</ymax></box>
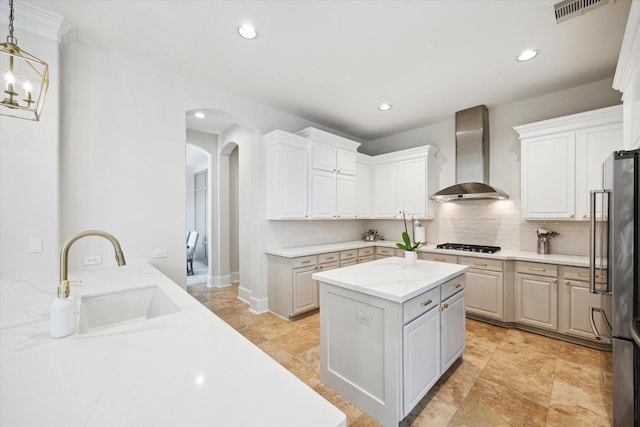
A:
<box><xmin>340</xmin><ymin>249</ymin><xmax>358</xmax><ymax>260</ymax></box>
<box><xmin>358</xmin><ymin>255</ymin><xmax>375</xmax><ymax>263</ymax></box>
<box><xmin>319</xmin><ymin>252</ymin><xmax>339</xmax><ymax>264</ymax></box>
<box><xmin>517</xmin><ymin>261</ymin><xmax>557</xmax><ymax>277</ymax></box>
<box><xmin>358</xmin><ymin>247</ymin><xmax>375</xmax><ymax>257</ymax></box>
<box><xmin>375</xmin><ymin>247</ymin><xmax>396</xmax><ymax>257</ymax></box>
<box><xmin>403</xmin><ymin>286</ymin><xmax>441</xmax><ymax>324</ymax></box>
<box><xmin>421</xmin><ymin>253</ymin><xmax>457</xmax><ymax>264</ymax></box>
<box><xmin>563</xmin><ymin>266</ymin><xmax>606</xmax><ymax>283</ymax></box>
<box><xmin>459</xmin><ymin>256</ymin><xmax>503</xmax><ymax>272</ymax></box>
<box><xmin>440</xmin><ymin>276</ymin><xmax>465</xmax><ymax>302</ymax></box>
<box><xmin>317</xmin><ymin>261</ymin><xmax>339</xmax><ymax>271</ymax></box>
<box><xmin>293</xmin><ymin>256</ymin><xmax>317</xmax><ymax>269</ymax></box>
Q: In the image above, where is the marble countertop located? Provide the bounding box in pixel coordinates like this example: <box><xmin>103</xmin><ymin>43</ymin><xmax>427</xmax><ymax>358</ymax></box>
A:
<box><xmin>0</xmin><ymin>265</ymin><xmax>346</xmax><ymax>427</ymax></box>
<box><xmin>266</xmin><ymin>240</ymin><xmax>592</xmax><ymax>267</ymax></box>
<box><xmin>312</xmin><ymin>257</ymin><xmax>469</xmax><ymax>302</ymax></box>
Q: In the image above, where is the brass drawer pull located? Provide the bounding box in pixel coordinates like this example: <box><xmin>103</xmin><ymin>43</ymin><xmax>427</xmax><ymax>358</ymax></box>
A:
<box><xmin>346</xmin><ymin>252</ymin><xmax>354</xmax><ymax>257</ymax></box>
<box><xmin>452</xmin><ymin>283</ymin><xmax>462</xmax><ymax>289</ymax></box>
<box><xmin>473</xmin><ymin>262</ymin><xmax>488</xmax><ymax>267</ymax></box>
<box><xmin>301</xmin><ymin>260</ymin><xmax>312</xmax><ymax>265</ymax></box>
<box><xmin>434</xmin><ymin>258</ymin><xmax>445</xmax><ymax>262</ymax></box>
<box><xmin>529</xmin><ymin>267</ymin><xmax>545</xmax><ymax>272</ymax></box>
<box><xmin>578</xmin><ymin>272</ymin><xmax>589</xmax><ymax>277</ymax></box>
<box><xmin>420</xmin><ymin>299</ymin><xmax>433</xmax><ymax>307</ymax></box>
<box><xmin>325</xmin><ymin>256</ymin><xmax>334</xmax><ymax>260</ymax></box>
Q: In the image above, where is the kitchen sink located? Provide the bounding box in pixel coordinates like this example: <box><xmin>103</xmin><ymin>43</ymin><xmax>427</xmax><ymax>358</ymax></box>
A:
<box><xmin>78</xmin><ymin>285</ymin><xmax>180</xmax><ymax>334</ymax></box>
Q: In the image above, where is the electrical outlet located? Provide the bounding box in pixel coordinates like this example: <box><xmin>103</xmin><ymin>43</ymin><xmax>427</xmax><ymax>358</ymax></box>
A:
<box><xmin>28</xmin><ymin>237</ymin><xmax>43</xmax><ymax>253</ymax></box>
<box><xmin>84</xmin><ymin>255</ymin><xmax>102</xmax><ymax>266</ymax></box>
<box><xmin>153</xmin><ymin>249</ymin><xmax>168</xmax><ymax>258</ymax></box>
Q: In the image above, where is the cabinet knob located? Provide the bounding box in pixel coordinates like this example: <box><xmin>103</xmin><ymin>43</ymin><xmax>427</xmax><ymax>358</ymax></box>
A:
<box><xmin>314</xmin><ymin>266</ymin><xmax>318</xmax><ymax>271</ymax></box>
<box><xmin>582</xmin><ymin>214</ymin><xmax>588</xmax><ymax>219</ymax></box>
<box><xmin>552</xmin><ymin>279</ymin><xmax>558</xmax><ymax>284</ymax></box>
<box><xmin>570</xmin><ymin>214</ymin><xmax>575</xmax><ymax>218</ymax></box>
<box><xmin>564</xmin><ymin>280</ymin><xmax>570</xmax><ymax>286</ymax></box>
<box><xmin>443</xmin><ymin>303</ymin><xmax>449</xmax><ymax>309</ymax></box>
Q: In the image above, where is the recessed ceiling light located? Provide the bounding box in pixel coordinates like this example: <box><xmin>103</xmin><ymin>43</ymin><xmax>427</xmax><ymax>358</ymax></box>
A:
<box><xmin>194</xmin><ymin>112</ymin><xmax>205</xmax><ymax>119</ymax></box>
<box><xmin>379</xmin><ymin>103</ymin><xmax>392</xmax><ymax>111</ymax></box>
<box><xmin>517</xmin><ymin>49</ymin><xmax>539</xmax><ymax>62</ymax></box>
<box><xmin>238</xmin><ymin>24</ymin><xmax>258</xmax><ymax>40</ymax></box>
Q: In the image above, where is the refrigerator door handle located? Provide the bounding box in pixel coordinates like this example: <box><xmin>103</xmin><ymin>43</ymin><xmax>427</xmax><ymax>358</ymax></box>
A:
<box><xmin>630</xmin><ymin>318</ymin><xmax>640</xmax><ymax>348</ymax></box>
<box><xmin>589</xmin><ymin>306</ymin><xmax>612</xmax><ymax>343</ymax></box>
<box><xmin>589</xmin><ymin>189</ymin><xmax>611</xmax><ymax>295</ymax></box>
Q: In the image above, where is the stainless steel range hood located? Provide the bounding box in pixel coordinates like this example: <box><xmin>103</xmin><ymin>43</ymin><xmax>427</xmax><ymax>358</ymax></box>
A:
<box><xmin>431</xmin><ymin>105</ymin><xmax>509</xmax><ymax>201</ymax></box>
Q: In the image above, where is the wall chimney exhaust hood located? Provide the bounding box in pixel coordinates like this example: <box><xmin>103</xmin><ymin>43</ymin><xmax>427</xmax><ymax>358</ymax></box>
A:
<box><xmin>431</xmin><ymin>105</ymin><xmax>509</xmax><ymax>201</ymax></box>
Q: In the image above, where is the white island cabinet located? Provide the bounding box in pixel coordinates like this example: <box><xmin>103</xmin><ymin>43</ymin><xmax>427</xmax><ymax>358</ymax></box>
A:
<box><xmin>313</xmin><ymin>257</ymin><xmax>468</xmax><ymax>426</ymax></box>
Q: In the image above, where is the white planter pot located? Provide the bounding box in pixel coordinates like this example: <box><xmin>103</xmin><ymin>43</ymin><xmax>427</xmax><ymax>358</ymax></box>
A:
<box><xmin>404</xmin><ymin>251</ymin><xmax>418</xmax><ymax>266</ymax></box>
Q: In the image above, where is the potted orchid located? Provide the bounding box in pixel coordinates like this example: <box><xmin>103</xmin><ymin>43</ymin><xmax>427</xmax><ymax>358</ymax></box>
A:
<box><xmin>395</xmin><ymin>211</ymin><xmax>424</xmax><ymax>265</ymax></box>
<box><xmin>363</xmin><ymin>228</ymin><xmax>383</xmax><ymax>241</ymax></box>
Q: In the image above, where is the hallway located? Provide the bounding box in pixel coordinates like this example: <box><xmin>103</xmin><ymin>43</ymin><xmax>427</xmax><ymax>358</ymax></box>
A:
<box><xmin>187</xmin><ymin>284</ymin><xmax>612</xmax><ymax>426</ymax></box>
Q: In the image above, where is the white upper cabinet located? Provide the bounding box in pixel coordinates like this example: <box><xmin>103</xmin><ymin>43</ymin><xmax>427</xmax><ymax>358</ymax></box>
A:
<box><xmin>355</xmin><ymin>154</ymin><xmax>372</xmax><ymax>219</ymax></box>
<box><xmin>515</xmin><ymin>105</ymin><xmax>623</xmax><ymax>220</ymax></box>
<box><xmin>298</xmin><ymin>127</ymin><xmax>361</xmax><ymax>219</ymax></box>
<box><xmin>372</xmin><ymin>146</ymin><xmax>439</xmax><ymax>219</ymax></box>
<box><xmin>265</xmin><ymin>130</ymin><xmax>310</xmax><ymax>219</ymax></box>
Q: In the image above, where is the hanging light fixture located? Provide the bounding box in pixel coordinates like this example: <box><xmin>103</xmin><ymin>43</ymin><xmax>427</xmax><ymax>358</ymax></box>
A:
<box><xmin>1</xmin><ymin>0</ymin><xmax>49</xmax><ymax>121</ymax></box>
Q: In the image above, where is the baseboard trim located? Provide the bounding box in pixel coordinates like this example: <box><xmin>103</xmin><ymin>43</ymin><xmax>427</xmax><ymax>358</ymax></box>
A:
<box><xmin>207</xmin><ymin>274</ymin><xmax>231</xmax><ymax>288</ymax></box>
<box><xmin>249</xmin><ymin>296</ymin><xmax>268</xmax><ymax>314</ymax></box>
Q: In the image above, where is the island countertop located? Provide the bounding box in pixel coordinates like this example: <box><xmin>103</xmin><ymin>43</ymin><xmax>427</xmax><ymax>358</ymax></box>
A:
<box><xmin>0</xmin><ymin>264</ymin><xmax>346</xmax><ymax>427</ymax></box>
<box><xmin>312</xmin><ymin>257</ymin><xmax>469</xmax><ymax>303</ymax></box>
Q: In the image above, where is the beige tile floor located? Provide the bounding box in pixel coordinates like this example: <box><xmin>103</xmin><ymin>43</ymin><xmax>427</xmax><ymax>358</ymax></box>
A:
<box><xmin>188</xmin><ymin>284</ymin><xmax>613</xmax><ymax>426</ymax></box>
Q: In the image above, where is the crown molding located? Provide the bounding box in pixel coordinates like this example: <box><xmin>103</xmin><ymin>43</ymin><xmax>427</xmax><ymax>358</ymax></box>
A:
<box><xmin>613</xmin><ymin>0</ymin><xmax>640</xmax><ymax>93</ymax></box>
<box><xmin>0</xmin><ymin>0</ymin><xmax>63</xmax><ymax>42</ymax></box>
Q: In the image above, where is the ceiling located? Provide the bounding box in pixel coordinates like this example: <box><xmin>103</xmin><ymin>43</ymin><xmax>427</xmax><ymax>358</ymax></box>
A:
<box><xmin>24</xmin><ymin>0</ymin><xmax>632</xmax><ymax>141</ymax></box>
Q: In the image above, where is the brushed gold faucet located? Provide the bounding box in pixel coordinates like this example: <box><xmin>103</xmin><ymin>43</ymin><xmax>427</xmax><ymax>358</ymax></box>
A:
<box><xmin>58</xmin><ymin>230</ymin><xmax>126</xmax><ymax>298</ymax></box>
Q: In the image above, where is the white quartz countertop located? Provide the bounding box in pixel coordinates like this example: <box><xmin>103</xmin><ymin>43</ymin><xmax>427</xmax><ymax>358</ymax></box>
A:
<box><xmin>312</xmin><ymin>257</ymin><xmax>469</xmax><ymax>302</ymax></box>
<box><xmin>0</xmin><ymin>265</ymin><xmax>346</xmax><ymax>427</ymax></box>
<box><xmin>266</xmin><ymin>240</ymin><xmax>591</xmax><ymax>267</ymax></box>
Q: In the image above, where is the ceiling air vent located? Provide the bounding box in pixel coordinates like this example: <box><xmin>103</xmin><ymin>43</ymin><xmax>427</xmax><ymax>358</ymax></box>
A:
<box><xmin>554</xmin><ymin>0</ymin><xmax>609</xmax><ymax>24</ymax></box>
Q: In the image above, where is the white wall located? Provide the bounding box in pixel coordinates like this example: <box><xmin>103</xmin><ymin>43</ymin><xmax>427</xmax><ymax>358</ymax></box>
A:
<box><xmin>0</xmin><ymin>27</ymin><xmax>60</xmax><ymax>280</ymax></box>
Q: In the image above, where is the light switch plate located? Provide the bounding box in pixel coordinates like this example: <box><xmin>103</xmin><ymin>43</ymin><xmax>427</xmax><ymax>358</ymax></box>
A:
<box><xmin>153</xmin><ymin>249</ymin><xmax>168</xmax><ymax>258</ymax></box>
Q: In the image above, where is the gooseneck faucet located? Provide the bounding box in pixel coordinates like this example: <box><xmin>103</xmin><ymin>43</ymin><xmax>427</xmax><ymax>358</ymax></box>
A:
<box><xmin>58</xmin><ymin>230</ymin><xmax>126</xmax><ymax>298</ymax></box>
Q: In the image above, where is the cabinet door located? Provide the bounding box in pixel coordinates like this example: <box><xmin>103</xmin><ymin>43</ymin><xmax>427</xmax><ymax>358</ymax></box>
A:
<box><xmin>560</xmin><ymin>280</ymin><xmax>607</xmax><ymax>340</ymax></box>
<box><xmin>464</xmin><ymin>269</ymin><xmax>504</xmax><ymax>320</ymax></box>
<box><xmin>373</xmin><ymin>163</ymin><xmax>397</xmax><ymax>218</ymax></box>
<box><xmin>336</xmin><ymin>174</ymin><xmax>355</xmax><ymax>219</ymax></box>
<box><xmin>311</xmin><ymin>170</ymin><xmax>336</xmax><ymax>218</ymax></box>
<box><xmin>397</xmin><ymin>158</ymin><xmax>426</xmax><ymax>218</ymax></box>
<box><xmin>575</xmin><ymin>123</ymin><xmax>623</xmax><ymax>220</ymax></box>
<box><xmin>293</xmin><ymin>266</ymin><xmax>318</xmax><ymax>315</ymax></box>
<box><xmin>516</xmin><ymin>274</ymin><xmax>558</xmax><ymax>331</ymax></box>
<box><xmin>521</xmin><ymin>133</ymin><xmax>576</xmax><ymax>219</ymax></box>
<box><xmin>336</xmin><ymin>148</ymin><xmax>356</xmax><ymax>176</ymax></box>
<box><xmin>403</xmin><ymin>307</ymin><xmax>440</xmax><ymax>416</ymax></box>
<box><xmin>281</xmin><ymin>145</ymin><xmax>309</xmax><ymax>218</ymax></box>
<box><xmin>355</xmin><ymin>162</ymin><xmax>371</xmax><ymax>218</ymax></box>
<box><xmin>312</xmin><ymin>142</ymin><xmax>336</xmax><ymax>172</ymax></box>
<box><xmin>441</xmin><ymin>291</ymin><xmax>466</xmax><ymax>373</ymax></box>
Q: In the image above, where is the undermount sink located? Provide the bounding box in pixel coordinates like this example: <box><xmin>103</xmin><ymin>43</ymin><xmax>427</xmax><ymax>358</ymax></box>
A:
<box><xmin>78</xmin><ymin>285</ymin><xmax>180</xmax><ymax>334</ymax></box>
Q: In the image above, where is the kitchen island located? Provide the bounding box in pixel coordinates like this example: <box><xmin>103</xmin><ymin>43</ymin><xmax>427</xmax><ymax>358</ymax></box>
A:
<box><xmin>313</xmin><ymin>257</ymin><xmax>468</xmax><ymax>427</ymax></box>
<box><xmin>0</xmin><ymin>264</ymin><xmax>346</xmax><ymax>427</ymax></box>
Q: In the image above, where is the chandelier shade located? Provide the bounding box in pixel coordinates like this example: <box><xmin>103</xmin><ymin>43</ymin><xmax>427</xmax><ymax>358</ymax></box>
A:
<box><xmin>1</xmin><ymin>0</ymin><xmax>49</xmax><ymax>121</ymax></box>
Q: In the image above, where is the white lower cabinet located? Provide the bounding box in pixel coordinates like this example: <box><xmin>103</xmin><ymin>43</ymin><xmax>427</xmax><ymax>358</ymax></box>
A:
<box><xmin>403</xmin><ymin>304</ymin><xmax>440</xmax><ymax>415</ymax></box>
<box><xmin>440</xmin><ymin>291</ymin><xmax>466</xmax><ymax>372</ymax></box>
<box><xmin>515</xmin><ymin>262</ymin><xmax>558</xmax><ymax>331</ymax></box>
<box><xmin>459</xmin><ymin>256</ymin><xmax>506</xmax><ymax>321</ymax></box>
<box><xmin>559</xmin><ymin>266</ymin><xmax>609</xmax><ymax>341</ymax></box>
<box><xmin>268</xmin><ymin>253</ymin><xmax>338</xmax><ymax>320</ymax></box>
<box><xmin>320</xmin><ymin>274</ymin><xmax>465</xmax><ymax>426</ymax></box>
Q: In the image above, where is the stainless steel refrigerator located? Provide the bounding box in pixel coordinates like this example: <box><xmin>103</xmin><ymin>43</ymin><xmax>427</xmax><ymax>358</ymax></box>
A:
<box><xmin>590</xmin><ymin>148</ymin><xmax>639</xmax><ymax>427</ymax></box>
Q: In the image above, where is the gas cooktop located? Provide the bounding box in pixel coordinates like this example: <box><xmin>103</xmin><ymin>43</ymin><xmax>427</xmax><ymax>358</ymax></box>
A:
<box><xmin>436</xmin><ymin>243</ymin><xmax>501</xmax><ymax>254</ymax></box>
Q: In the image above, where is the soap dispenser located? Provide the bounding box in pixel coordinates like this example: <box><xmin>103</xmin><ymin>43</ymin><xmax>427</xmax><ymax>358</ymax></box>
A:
<box><xmin>50</xmin><ymin>280</ymin><xmax>76</xmax><ymax>338</ymax></box>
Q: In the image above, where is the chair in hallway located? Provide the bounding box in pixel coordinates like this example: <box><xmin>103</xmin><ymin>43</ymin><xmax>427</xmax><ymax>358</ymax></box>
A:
<box><xmin>186</xmin><ymin>230</ymin><xmax>199</xmax><ymax>275</ymax></box>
